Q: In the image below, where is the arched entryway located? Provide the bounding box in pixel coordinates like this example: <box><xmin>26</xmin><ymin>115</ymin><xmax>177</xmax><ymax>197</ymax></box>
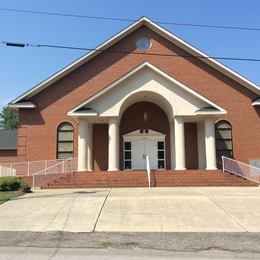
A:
<box><xmin>120</xmin><ymin>101</ymin><xmax>171</xmax><ymax>170</ymax></box>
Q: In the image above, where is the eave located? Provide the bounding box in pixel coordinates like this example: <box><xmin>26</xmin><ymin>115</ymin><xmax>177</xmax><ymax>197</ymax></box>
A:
<box><xmin>252</xmin><ymin>99</ymin><xmax>260</xmax><ymax>106</ymax></box>
<box><xmin>8</xmin><ymin>102</ymin><xmax>36</xmax><ymax>109</ymax></box>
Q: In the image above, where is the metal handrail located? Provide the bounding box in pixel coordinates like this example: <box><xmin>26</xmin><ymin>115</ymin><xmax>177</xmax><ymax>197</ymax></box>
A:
<box><xmin>145</xmin><ymin>155</ymin><xmax>151</xmax><ymax>188</ymax></box>
<box><xmin>222</xmin><ymin>156</ymin><xmax>260</xmax><ymax>184</ymax></box>
<box><xmin>0</xmin><ymin>158</ymin><xmax>67</xmax><ymax>177</ymax></box>
<box><xmin>32</xmin><ymin>157</ymin><xmax>77</xmax><ymax>189</ymax></box>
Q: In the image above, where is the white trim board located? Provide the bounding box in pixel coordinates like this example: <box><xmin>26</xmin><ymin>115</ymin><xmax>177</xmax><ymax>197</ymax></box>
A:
<box><xmin>9</xmin><ymin>16</ymin><xmax>260</xmax><ymax>107</ymax></box>
<box><xmin>8</xmin><ymin>102</ymin><xmax>36</xmax><ymax>109</ymax></box>
<box><xmin>252</xmin><ymin>99</ymin><xmax>260</xmax><ymax>106</ymax></box>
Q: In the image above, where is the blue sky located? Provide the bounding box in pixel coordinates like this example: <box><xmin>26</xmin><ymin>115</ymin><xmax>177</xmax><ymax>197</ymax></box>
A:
<box><xmin>0</xmin><ymin>0</ymin><xmax>260</xmax><ymax>108</ymax></box>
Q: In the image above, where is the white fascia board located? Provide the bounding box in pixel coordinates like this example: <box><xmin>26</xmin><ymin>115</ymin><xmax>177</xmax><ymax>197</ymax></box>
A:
<box><xmin>196</xmin><ymin>110</ymin><xmax>227</xmax><ymax>115</ymax></box>
<box><xmin>67</xmin><ymin>111</ymin><xmax>98</xmax><ymax>117</ymax></box>
<box><xmin>11</xmin><ymin>16</ymin><xmax>260</xmax><ymax>105</ymax></box>
<box><xmin>68</xmin><ymin>62</ymin><xmax>226</xmax><ymax>114</ymax></box>
<box><xmin>252</xmin><ymin>100</ymin><xmax>260</xmax><ymax>106</ymax></box>
<box><xmin>8</xmin><ymin>102</ymin><xmax>36</xmax><ymax>109</ymax></box>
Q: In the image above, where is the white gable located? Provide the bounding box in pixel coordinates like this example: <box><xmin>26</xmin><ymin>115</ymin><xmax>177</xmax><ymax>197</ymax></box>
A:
<box><xmin>68</xmin><ymin>62</ymin><xmax>226</xmax><ymax>119</ymax></box>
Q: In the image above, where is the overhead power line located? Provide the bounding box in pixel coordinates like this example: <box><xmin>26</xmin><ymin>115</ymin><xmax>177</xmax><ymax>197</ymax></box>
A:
<box><xmin>1</xmin><ymin>40</ymin><xmax>260</xmax><ymax>62</ymax></box>
<box><xmin>0</xmin><ymin>7</ymin><xmax>260</xmax><ymax>32</ymax></box>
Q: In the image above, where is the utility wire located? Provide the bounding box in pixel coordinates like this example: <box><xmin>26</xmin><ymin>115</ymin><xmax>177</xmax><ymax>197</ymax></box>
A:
<box><xmin>1</xmin><ymin>40</ymin><xmax>260</xmax><ymax>62</ymax></box>
<box><xmin>0</xmin><ymin>7</ymin><xmax>260</xmax><ymax>32</ymax></box>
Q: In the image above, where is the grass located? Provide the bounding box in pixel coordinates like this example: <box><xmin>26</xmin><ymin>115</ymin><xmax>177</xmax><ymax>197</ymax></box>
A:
<box><xmin>0</xmin><ymin>191</ymin><xmax>24</xmax><ymax>205</ymax></box>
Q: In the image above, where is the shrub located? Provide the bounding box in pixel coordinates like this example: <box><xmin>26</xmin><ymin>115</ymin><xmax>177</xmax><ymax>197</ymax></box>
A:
<box><xmin>6</xmin><ymin>177</ymin><xmax>20</xmax><ymax>191</ymax></box>
<box><xmin>19</xmin><ymin>180</ymin><xmax>31</xmax><ymax>193</ymax></box>
<box><xmin>0</xmin><ymin>177</ymin><xmax>31</xmax><ymax>193</ymax></box>
<box><xmin>0</xmin><ymin>178</ymin><xmax>8</xmax><ymax>191</ymax></box>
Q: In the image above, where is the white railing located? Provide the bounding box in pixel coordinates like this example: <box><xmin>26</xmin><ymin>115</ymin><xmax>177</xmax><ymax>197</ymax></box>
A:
<box><xmin>145</xmin><ymin>155</ymin><xmax>151</xmax><ymax>188</ymax></box>
<box><xmin>0</xmin><ymin>159</ymin><xmax>67</xmax><ymax>177</ymax></box>
<box><xmin>222</xmin><ymin>156</ymin><xmax>260</xmax><ymax>184</ymax></box>
<box><xmin>0</xmin><ymin>165</ymin><xmax>16</xmax><ymax>177</ymax></box>
<box><xmin>31</xmin><ymin>157</ymin><xmax>78</xmax><ymax>189</ymax></box>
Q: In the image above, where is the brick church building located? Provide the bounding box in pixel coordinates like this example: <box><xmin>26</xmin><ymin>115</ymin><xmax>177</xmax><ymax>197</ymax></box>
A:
<box><xmin>1</xmin><ymin>17</ymin><xmax>260</xmax><ymax>176</ymax></box>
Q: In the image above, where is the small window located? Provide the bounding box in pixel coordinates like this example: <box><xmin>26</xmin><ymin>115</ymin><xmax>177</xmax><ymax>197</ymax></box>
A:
<box><xmin>157</xmin><ymin>141</ymin><xmax>165</xmax><ymax>169</ymax></box>
<box><xmin>158</xmin><ymin>160</ymin><xmax>165</xmax><ymax>169</ymax></box>
<box><xmin>57</xmin><ymin>122</ymin><xmax>74</xmax><ymax>159</ymax></box>
<box><xmin>124</xmin><ymin>160</ymin><xmax>132</xmax><ymax>170</ymax></box>
<box><xmin>136</xmin><ymin>37</ymin><xmax>151</xmax><ymax>52</ymax></box>
<box><xmin>124</xmin><ymin>142</ymin><xmax>132</xmax><ymax>170</ymax></box>
<box><xmin>215</xmin><ymin>120</ymin><xmax>233</xmax><ymax>159</ymax></box>
<box><xmin>125</xmin><ymin>142</ymin><xmax>131</xmax><ymax>150</ymax></box>
<box><xmin>158</xmin><ymin>151</ymin><xmax>164</xmax><ymax>160</ymax></box>
<box><xmin>158</xmin><ymin>142</ymin><xmax>164</xmax><ymax>150</ymax></box>
<box><xmin>125</xmin><ymin>151</ymin><xmax>131</xmax><ymax>160</ymax></box>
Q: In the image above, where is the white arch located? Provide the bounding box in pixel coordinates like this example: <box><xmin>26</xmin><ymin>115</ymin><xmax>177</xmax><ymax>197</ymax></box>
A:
<box><xmin>119</xmin><ymin>90</ymin><xmax>174</xmax><ymax>121</ymax></box>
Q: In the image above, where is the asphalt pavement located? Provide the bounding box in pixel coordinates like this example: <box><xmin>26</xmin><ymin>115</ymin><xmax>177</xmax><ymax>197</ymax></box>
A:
<box><xmin>0</xmin><ymin>232</ymin><xmax>260</xmax><ymax>259</ymax></box>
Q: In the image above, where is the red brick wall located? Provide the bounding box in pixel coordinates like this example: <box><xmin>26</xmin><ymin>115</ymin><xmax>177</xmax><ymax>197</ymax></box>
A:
<box><xmin>93</xmin><ymin>124</ymin><xmax>108</xmax><ymax>171</ymax></box>
<box><xmin>185</xmin><ymin>123</ymin><xmax>198</xmax><ymax>169</ymax></box>
<box><xmin>8</xmin><ymin>25</ymin><xmax>260</xmax><ymax>165</ymax></box>
<box><xmin>0</xmin><ymin>150</ymin><xmax>18</xmax><ymax>163</ymax></box>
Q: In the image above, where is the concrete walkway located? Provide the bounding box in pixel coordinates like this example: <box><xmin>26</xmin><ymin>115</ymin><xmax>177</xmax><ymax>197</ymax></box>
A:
<box><xmin>0</xmin><ymin>187</ymin><xmax>260</xmax><ymax>232</ymax></box>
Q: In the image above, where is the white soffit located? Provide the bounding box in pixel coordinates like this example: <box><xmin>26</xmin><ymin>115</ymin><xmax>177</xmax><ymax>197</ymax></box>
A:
<box><xmin>252</xmin><ymin>99</ymin><xmax>260</xmax><ymax>106</ymax></box>
<box><xmin>8</xmin><ymin>102</ymin><xmax>36</xmax><ymax>109</ymax></box>
<box><xmin>9</xmin><ymin>16</ymin><xmax>260</xmax><ymax>107</ymax></box>
<box><xmin>68</xmin><ymin>62</ymin><xmax>226</xmax><ymax>115</ymax></box>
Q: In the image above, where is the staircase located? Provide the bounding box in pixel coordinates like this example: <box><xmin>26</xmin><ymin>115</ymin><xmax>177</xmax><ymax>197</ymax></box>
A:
<box><xmin>152</xmin><ymin>170</ymin><xmax>257</xmax><ymax>187</ymax></box>
<box><xmin>41</xmin><ymin>170</ymin><xmax>257</xmax><ymax>189</ymax></box>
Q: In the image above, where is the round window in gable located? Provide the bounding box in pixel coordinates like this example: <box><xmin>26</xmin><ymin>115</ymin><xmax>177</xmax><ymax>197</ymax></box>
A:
<box><xmin>136</xmin><ymin>37</ymin><xmax>152</xmax><ymax>52</ymax></box>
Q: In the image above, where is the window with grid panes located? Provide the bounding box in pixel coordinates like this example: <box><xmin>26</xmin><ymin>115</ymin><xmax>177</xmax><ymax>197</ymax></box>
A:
<box><xmin>57</xmin><ymin>122</ymin><xmax>74</xmax><ymax>159</ymax></box>
<box><xmin>215</xmin><ymin>120</ymin><xmax>233</xmax><ymax>158</ymax></box>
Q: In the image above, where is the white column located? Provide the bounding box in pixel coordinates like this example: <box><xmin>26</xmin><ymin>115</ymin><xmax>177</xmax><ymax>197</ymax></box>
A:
<box><xmin>197</xmin><ymin>122</ymin><xmax>206</xmax><ymax>169</ymax></box>
<box><xmin>86</xmin><ymin>123</ymin><xmax>93</xmax><ymax>171</ymax></box>
<box><xmin>174</xmin><ymin>117</ymin><xmax>186</xmax><ymax>170</ymax></box>
<box><xmin>204</xmin><ymin>118</ymin><xmax>217</xmax><ymax>170</ymax></box>
<box><xmin>78</xmin><ymin>118</ymin><xmax>88</xmax><ymax>171</ymax></box>
<box><xmin>170</xmin><ymin>121</ymin><xmax>175</xmax><ymax>170</ymax></box>
<box><xmin>108</xmin><ymin>117</ymin><xmax>119</xmax><ymax>171</ymax></box>
<box><xmin>78</xmin><ymin>119</ymin><xmax>93</xmax><ymax>172</ymax></box>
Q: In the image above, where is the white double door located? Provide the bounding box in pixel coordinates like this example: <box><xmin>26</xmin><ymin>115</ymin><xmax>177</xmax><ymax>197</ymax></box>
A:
<box><xmin>131</xmin><ymin>138</ymin><xmax>158</xmax><ymax>170</ymax></box>
<box><xmin>123</xmin><ymin>129</ymin><xmax>166</xmax><ymax>170</ymax></box>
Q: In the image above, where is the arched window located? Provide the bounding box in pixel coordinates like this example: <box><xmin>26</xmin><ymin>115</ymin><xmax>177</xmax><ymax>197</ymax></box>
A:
<box><xmin>215</xmin><ymin>120</ymin><xmax>233</xmax><ymax>158</ymax></box>
<box><xmin>57</xmin><ymin>122</ymin><xmax>74</xmax><ymax>159</ymax></box>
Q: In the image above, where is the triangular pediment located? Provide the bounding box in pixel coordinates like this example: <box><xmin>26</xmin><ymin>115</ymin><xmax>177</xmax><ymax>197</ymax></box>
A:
<box><xmin>124</xmin><ymin>129</ymin><xmax>165</xmax><ymax>137</ymax></box>
<box><xmin>68</xmin><ymin>62</ymin><xmax>226</xmax><ymax>118</ymax></box>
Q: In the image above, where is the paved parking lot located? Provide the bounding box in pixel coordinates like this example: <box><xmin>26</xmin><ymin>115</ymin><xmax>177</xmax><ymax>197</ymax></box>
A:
<box><xmin>0</xmin><ymin>187</ymin><xmax>260</xmax><ymax>232</ymax></box>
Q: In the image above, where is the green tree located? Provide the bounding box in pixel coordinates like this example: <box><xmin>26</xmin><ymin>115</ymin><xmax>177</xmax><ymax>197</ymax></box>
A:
<box><xmin>0</xmin><ymin>106</ymin><xmax>18</xmax><ymax>129</ymax></box>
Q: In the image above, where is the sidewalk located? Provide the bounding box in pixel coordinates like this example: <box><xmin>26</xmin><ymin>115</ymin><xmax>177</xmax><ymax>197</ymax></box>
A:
<box><xmin>0</xmin><ymin>187</ymin><xmax>260</xmax><ymax>232</ymax></box>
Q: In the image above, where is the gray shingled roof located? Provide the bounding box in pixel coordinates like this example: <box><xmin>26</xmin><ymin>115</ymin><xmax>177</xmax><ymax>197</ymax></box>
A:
<box><xmin>0</xmin><ymin>129</ymin><xmax>17</xmax><ymax>150</ymax></box>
